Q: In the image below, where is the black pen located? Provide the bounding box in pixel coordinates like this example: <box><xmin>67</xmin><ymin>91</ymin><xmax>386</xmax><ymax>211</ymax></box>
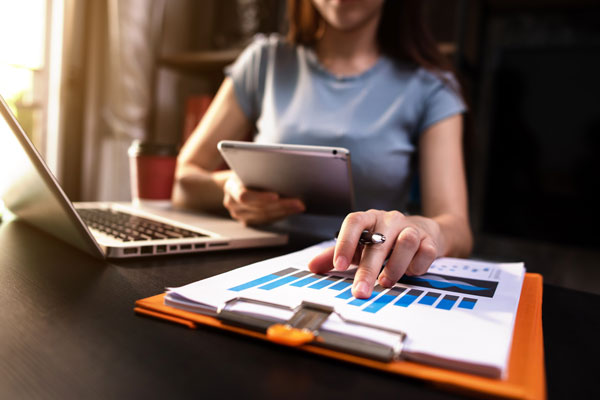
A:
<box><xmin>359</xmin><ymin>229</ymin><xmax>386</xmax><ymax>245</ymax></box>
<box><xmin>336</xmin><ymin>229</ymin><xmax>386</xmax><ymax>245</ymax></box>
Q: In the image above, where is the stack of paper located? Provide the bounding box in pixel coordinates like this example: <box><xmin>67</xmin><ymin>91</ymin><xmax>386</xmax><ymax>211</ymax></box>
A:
<box><xmin>166</xmin><ymin>241</ymin><xmax>525</xmax><ymax>378</ymax></box>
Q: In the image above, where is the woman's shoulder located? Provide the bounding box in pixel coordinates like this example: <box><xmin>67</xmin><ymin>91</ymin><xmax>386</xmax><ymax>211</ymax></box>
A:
<box><xmin>239</xmin><ymin>33</ymin><xmax>296</xmax><ymax>60</ymax></box>
<box><xmin>227</xmin><ymin>33</ymin><xmax>296</xmax><ymax>81</ymax></box>
<box><xmin>411</xmin><ymin>66</ymin><xmax>461</xmax><ymax>94</ymax></box>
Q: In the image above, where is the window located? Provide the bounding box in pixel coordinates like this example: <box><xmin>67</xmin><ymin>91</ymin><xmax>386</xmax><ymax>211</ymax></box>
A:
<box><xmin>0</xmin><ymin>0</ymin><xmax>48</xmax><ymax>150</ymax></box>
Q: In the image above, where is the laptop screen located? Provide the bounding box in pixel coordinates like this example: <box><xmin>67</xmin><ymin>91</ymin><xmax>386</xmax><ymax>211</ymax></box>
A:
<box><xmin>0</xmin><ymin>96</ymin><xmax>104</xmax><ymax>257</ymax></box>
<box><xmin>0</xmin><ymin>103</ymin><xmax>30</xmax><ymax>198</ymax></box>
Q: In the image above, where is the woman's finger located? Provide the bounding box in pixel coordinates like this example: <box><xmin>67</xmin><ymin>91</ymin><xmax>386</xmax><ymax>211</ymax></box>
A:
<box><xmin>235</xmin><ymin>197</ymin><xmax>304</xmax><ymax>213</ymax></box>
<box><xmin>378</xmin><ymin>226</ymin><xmax>421</xmax><ymax>287</ymax></box>
<box><xmin>234</xmin><ymin>198</ymin><xmax>305</xmax><ymax>225</ymax></box>
<box><xmin>405</xmin><ymin>236</ymin><xmax>438</xmax><ymax>276</ymax></box>
<box><xmin>238</xmin><ymin>188</ymin><xmax>280</xmax><ymax>205</ymax></box>
<box><xmin>352</xmin><ymin>240</ymin><xmax>392</xmax><ymax>298</ymax></box>
<box><xmin>308</xmin><ymin>246</ymin><xmax>335</xmax><ymax>273</ymax></box>
<box><xmin>333</xmin><ymin>212</ymin><xmax>377</xmax><ymax>272</ymax></box>
<box><xmin>224</xmin><ymin>175</ymin><xmax>278</xmax><ymax>205</ymax></box>
<box><xmin>350</xmin><ymin>217</ymin><xmax>409</xmax><ymax>298</ymax></box>
<box><xmin>308</xmin><ymin>243</ymin><xmax>364</xmax><ymax>273</ymax></box>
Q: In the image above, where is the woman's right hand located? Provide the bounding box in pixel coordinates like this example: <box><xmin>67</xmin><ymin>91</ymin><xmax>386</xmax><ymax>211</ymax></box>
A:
<box><xmin>223</xmin><ymin>173</ymin><xmax>306</xmax><ymax>225</ymax></box>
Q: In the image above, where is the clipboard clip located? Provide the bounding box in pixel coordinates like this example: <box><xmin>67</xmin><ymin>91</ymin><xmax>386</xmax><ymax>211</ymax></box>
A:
<box><xmin>266</xmin><ymin>301</ymin><xmax>333</xmax><ymax>346</ymax></box>
<box><xmin>217</xmin><ymin>297</ymin><xmax>407</xmax><ymax>362</ymax></box>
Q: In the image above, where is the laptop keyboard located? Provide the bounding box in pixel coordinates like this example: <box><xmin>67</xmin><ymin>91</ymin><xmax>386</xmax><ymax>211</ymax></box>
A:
<box><xmin>77</xmin><ymin>208</ymin><xmax>208</xmax><ymax>242</ymax></box>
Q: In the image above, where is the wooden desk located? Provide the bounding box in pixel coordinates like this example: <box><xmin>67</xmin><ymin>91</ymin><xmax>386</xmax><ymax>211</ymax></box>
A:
<box><xmin>0</xmin><ymin>219</ymin><xmax>597</xmax><ymax>399</ymax></box>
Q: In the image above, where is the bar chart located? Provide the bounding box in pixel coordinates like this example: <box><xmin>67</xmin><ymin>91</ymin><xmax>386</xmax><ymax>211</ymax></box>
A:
<box><xmin>228</xmin><ymin>268</ymin><xmax>484</xmax><ymax>314</ymax></box>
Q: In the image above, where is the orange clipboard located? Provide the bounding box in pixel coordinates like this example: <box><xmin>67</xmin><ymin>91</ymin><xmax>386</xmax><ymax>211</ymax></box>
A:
<box><xmin>135</xmin><ymin>273</ymin><xmax>546</xmax><ymax>400</ymax></box>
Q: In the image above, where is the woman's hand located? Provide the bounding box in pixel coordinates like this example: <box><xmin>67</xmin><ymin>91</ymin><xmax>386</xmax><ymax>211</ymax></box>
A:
<box><xmin>308</xmin><ymin>210</ymin><xmax>446</xmax><ymax>299</ymax></box>
<box><xmin>223</xmin><ymin>173</ymin><xmax>306</xmax><ymax>225</ymax></box>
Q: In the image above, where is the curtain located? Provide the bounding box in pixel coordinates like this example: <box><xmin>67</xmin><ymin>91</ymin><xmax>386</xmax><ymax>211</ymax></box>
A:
<box><xmin>62</xmin><ymin>0</ymin><xmax>238</xmax><ymax>202</ymax></box>
<box><xmin>76</xmin><ymin>0</ymin><xmax>164</xmax><ymax>201</ymax></box>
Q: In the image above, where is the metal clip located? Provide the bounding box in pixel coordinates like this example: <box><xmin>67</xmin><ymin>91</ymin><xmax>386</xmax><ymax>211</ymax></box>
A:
<box><xmin>217</xmin><ymin>297</ymin><xmax>407</xmax><ymax>361</ymax></box>
<box><xmin>267</xmin><ymin>301</ymin><xmax>334</xmax><ymax>346</ymax></box>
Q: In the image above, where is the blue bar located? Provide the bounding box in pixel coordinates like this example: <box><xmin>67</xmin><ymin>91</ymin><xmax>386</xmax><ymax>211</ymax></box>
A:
<box><xmin>436</xmin><ymin>295</ymin><xmax>459</xmax><ymax>310</ymax></box>
<box><xmin>348</xmin><ymin>285</ymin><xmax>384</xmax><ymax>306</ymax></box>
<box><xmin>394</xmin><ymin>289</ymin><xmax>423</xmax><ymax>307</ymax></box>
<box><xmin>335</xmin><ymin>288</ymin><xmax>354</xmax><ymax>300</ymax></box>
<box><xmin>290</xmin><ymin>274</ymin><xmax>322</xmax><ymax>287</ymax></box>
<box><xmin>418</xmin><ymin>292</ymin><xmax>441</xmax><ymax>306</ymax></box>
<box><xmin>228</xmin><ymin>274</ymin><xmax>279</xmax><ymax>291</ymax></box>
<box><xmin>363</xmin><ymin>287</ymin><xmax>406</xmax><ymax>313</ymax></box>
<box><xmin>348</xmin><ymin>292</ymin><xmax>377</xmax><ymax>306</ymax></box>
<box><xmin>363</xmin><ymin>293</ymin><xmax>397</xmax><ymax>313</ymax></box>
<box><xmin>258</xmin><ymin>275</ymin><xmax>301</xmax><ymax>290</ymax></box>
<box><xmin>458</xmin><ymin>297</ymin><xmax>477</xmax><ymax>309</ymax></box>
<box><xmin>329</xmin><ymin>280</ymin><xmax>351</xmax><ymax>291</ymax></box>
<box><xmin>395</xmin><ymin>294</ymin><xmax>418</xmax><ymax>307</ymax></box>
<box><xmin>308</xmin><ymin>277</ymin><xmax>337</xmax><ymax>290</ymax></box>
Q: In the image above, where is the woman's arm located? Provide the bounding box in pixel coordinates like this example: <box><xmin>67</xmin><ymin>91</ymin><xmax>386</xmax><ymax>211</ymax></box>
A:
<box><xmin>309</xmin><ymin>114</ymin><xmax>472</xmax><ymax>298</ymax></box>
<box><xmin>172</xmin><ymin>77</ymin><xmax>252</xmax><ymax>212</ymax></box>
<box><xmin>172</xmin><ymin>77</ymin><xmax>306</xmax><ymax>223</ymax></box>
<box><xmin>419</xmin><ymin>113</ymin><xmax>473</xmax><ymax>258</ymax></box>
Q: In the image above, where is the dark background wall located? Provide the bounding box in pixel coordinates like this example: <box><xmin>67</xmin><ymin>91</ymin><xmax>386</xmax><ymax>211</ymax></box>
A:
<box><xmin>452</xmin><ymin>0</ymin><xmax>600</xmax><ymax>246</ymax></box>
<box><xmin>450</xmin><ymin>0</ymin><xmax>600</xmax><ymax>294</ymax></box>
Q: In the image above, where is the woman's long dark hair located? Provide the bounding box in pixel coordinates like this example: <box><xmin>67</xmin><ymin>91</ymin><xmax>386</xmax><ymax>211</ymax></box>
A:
<box><xmin>286</xmin><ymin>0</ymin><xmax>453</xmax><ymax>73</ymax></box>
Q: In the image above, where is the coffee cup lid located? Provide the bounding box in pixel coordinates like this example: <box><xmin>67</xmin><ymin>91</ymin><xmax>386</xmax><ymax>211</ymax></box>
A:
<box><xmin>128</xmin><ymin>140</ymin><xmax>179</xmax><ymax>157</ymax></box>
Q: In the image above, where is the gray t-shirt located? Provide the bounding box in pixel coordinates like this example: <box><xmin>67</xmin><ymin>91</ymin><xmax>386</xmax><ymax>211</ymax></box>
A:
<box><xmin>226</xmin><ymin>33</ymin><xmax>465</xmax><ymax>213</ymax></box>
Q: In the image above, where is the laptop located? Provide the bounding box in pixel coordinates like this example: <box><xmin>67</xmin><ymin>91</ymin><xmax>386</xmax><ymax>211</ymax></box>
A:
<box><xmin>0</xmin><ymin>95</ymin><xmax>287</xmax><ymax>259</ymax></box>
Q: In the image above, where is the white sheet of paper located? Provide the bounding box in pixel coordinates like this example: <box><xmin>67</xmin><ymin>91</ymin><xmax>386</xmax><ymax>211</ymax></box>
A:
<box><xmin>167</xmin><ymin>240</ymin><xmax>524</xmax><ymax>378</ymax></box>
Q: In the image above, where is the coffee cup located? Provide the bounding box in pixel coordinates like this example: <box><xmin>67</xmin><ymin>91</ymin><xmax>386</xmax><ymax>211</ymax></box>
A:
<box><xmin>128</xmin><ymin>140</ymin><xmax>178</xmax><ymax>208</ymax></box>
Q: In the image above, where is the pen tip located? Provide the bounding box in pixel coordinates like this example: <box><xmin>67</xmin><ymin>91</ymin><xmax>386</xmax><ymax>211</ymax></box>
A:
<box><xmin>373</xmin><ymin>233</ymin><xmax>385</xmax><ymax>243</ymax></box>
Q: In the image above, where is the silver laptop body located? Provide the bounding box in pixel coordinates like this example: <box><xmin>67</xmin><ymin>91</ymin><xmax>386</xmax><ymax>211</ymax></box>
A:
<box><xmin>0</xmin><ymin>95</ymin><xmax>287</xmax><ymax>259</ymax></box>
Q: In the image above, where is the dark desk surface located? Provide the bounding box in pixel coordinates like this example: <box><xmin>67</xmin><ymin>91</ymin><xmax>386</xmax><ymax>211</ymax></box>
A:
<box><xmin>0</xmin><ymin>219</ymin><xmax>598</xmax><ymax>399</ymax></box>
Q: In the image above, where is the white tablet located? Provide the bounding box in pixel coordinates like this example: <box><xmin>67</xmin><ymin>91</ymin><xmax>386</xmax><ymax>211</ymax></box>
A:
<box><xmin>217</xmin><ymin>140</ymin><xmax>355</xmax><ymax>215</ymax></box>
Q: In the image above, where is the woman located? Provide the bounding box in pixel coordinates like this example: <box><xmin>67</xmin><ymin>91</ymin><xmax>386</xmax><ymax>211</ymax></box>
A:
<box><xmin>173</xmin><ymin>0</ymin><xmax>473</xmax><ymax>298</ymax></box>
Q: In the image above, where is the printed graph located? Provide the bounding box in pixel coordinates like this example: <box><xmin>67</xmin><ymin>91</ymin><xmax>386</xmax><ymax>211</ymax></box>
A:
<box><xmin>228</xmin><ymin>268</ymin><xmax>485</xmax><ymax>314</ymax></box>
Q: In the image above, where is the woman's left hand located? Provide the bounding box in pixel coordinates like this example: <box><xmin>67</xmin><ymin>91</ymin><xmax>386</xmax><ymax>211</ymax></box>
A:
<box><xmin>308</xmin><ymin>210</ymin><xmax>446</xmax><ymax>299</ymax></box>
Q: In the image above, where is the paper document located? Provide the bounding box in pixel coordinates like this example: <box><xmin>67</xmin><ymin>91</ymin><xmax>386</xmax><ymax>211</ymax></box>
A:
<box><xmin>167</xmin><ymin>241</ymin><xmax>525</xmax><ymax>378</ymax></box>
